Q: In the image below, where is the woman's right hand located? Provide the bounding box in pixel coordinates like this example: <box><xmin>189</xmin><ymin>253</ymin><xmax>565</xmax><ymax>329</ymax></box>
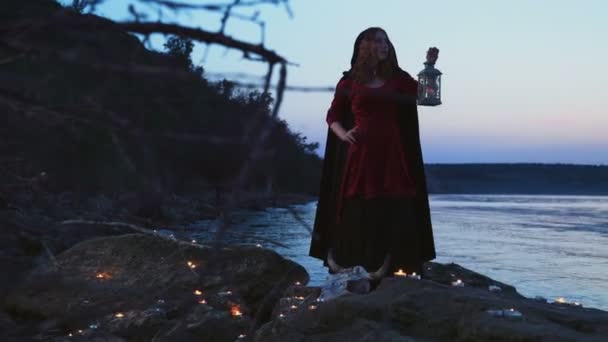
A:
<box><xmin>341</xmin><ymin>126</ymin><xmax>358</xmax><ymax>144</ymax></box>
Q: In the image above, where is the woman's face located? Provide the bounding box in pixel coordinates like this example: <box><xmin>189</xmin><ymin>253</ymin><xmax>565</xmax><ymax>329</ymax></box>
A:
<box><xmin>370</xmin><ymin>30</ymin><xmax>389</xmax><ymax>61</ymax></box>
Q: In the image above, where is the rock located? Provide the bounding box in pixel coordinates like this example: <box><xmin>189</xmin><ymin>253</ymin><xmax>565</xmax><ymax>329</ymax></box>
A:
<box><xmin>5</xmin><ymin>233</ymin><xmax>308</xmax><ymax>341</ymax></box>
<box><xmin>421</xmin><ymin>262</ymin><xmax>521</xmax><ymax>298</ymax></box>
<box><xmin>0</xmin><ymin>195</ymin><xmax>8</xmax><ymax>210</ymax></box>
<box><xmin>257</xmin><ymin>270</ymin><xmax>608</xmax><ymax>341</ymax></box>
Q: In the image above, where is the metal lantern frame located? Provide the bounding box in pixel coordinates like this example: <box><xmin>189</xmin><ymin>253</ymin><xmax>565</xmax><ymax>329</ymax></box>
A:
<box><xmin>417</xmin><ymin>61</ymin><xmax>442</xmax><ymax>106</ymax></box>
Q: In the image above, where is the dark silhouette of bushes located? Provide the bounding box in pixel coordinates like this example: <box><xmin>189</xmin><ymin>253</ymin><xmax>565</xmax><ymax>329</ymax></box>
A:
<box><xmin>0</xmin><ymin>0</ymin><xmax>322</xmax><ymax>200</ymax></box>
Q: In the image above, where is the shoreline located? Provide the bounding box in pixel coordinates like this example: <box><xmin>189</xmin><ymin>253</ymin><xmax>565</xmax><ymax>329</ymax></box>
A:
<box><xmin>2</xmin><ymin>191</ymin><xmax>607</xmax><ymax>340</ymax></box>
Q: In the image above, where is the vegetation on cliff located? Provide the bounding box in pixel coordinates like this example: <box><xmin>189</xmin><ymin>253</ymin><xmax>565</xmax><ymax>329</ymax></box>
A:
<box><xmin>0</xmin><ymin>0</ymin><xmax>322</xmax><ymax>205</ymax></box>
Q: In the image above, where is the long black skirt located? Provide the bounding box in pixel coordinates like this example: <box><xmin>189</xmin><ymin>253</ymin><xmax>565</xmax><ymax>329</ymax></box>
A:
<box><xmin>329</xmin><ymin>196</ymin><xmax>424</xmax><ymax>275</ymax></box>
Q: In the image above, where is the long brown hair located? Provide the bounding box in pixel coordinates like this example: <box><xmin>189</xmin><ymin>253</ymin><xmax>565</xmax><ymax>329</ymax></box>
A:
<box><xmin>349</xmin><ymin>27</ymin><xmax>399</xmax><ymax>84</ymax></box>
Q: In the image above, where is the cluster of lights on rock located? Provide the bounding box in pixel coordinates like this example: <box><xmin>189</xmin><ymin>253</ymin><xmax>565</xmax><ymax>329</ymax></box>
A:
<box><xmin>80</xmin><ymin>255</ymin><xmax>590</xmax><ymax>340</ymax></box>
<box><xmin>393</xmin><ymin>269</ymin><xmax>421</xmax><ymax>279</ymax></box>
<box><xmin>76</xmin><ymin>246</ymin><xmax>331</xmax><ymax>339</ymax></box>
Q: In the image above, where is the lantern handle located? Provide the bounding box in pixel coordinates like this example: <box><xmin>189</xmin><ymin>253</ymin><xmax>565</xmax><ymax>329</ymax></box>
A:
<box><xmin>426</xmin><ymin>47</ymin><xmax>439</xmax><ymax>65</ymax></box>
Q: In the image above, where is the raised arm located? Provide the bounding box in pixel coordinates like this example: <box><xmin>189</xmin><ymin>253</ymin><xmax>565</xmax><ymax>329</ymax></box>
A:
<box><xmin>397</xmin><ymin>70</ymin><xmax>419</xmax><ymax>104</ymax></box>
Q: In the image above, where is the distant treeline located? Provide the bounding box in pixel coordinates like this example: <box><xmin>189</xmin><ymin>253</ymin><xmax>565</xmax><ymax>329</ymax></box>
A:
<box><xmin>425</xmin><ymin>163</ymin><xmax>608</xmax><ymax>195</ymax></box>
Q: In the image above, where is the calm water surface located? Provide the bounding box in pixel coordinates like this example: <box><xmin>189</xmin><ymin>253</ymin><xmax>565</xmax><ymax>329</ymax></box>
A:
<box><xmin>190</xmin><ymin>195</ymin><xmax>608</xmax><ymax>311</ymax></box>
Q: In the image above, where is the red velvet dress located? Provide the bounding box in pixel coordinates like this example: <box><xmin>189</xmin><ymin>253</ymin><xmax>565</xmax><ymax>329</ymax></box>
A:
<box><xmin>326</xmin><ymin>73</ymin><xmax>419</xmax><ymax>222</ymax></box>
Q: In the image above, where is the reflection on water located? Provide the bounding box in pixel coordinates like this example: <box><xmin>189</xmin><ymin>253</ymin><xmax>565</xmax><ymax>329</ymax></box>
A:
<box><xmin>190</xmin><ymin>194</ymin><xmax>608</xmax><ymax>311</ymax></box>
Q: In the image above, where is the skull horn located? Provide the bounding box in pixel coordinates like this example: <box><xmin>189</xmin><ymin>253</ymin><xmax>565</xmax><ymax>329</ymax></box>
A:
<box><xmin>368</xmin><ymin>254</ymin><xmax>391</xmax><ymax>280</ymax></box>
<box><xmin>327</xmin><ymin>249</ymin><xmax>343</xmax><ymax>273</ymax></box>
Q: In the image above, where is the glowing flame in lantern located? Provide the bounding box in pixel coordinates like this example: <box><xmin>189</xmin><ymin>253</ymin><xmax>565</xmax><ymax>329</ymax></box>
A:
<box><xmin>115</xmin><ymin>312</ymin><xmax>124</xmax><ymax>318</ymax></box>
<box><xmin>194</xmin><ymin>290</ymin><xmax>202</xmax><ymax>296</ymax></box>
<box><xmin>308</xmin><ymin>305</ymin><xmax>317</xmax><ymax>310</ymax></box>
<box><xmin>198</xmin><ymin>299</ymin><xmax>207</xmax><ymax>304</ymax></box>
<box><xmin>187</xmin><ymin>261</ymin><xmax>197</xmax><ymax>269</ymax></box>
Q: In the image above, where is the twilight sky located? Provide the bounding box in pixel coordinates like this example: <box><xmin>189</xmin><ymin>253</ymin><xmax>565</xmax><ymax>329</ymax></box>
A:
<box><xmin>76</xmin><ymin>0</ymin><xmax>607</xmax><ymax>164</ymax></box>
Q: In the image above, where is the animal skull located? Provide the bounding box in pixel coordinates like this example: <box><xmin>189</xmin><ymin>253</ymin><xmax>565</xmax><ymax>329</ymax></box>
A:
<box><xmin>317</xmin><ymin>250</ymin><xmax>391</xmax><ymax>302</ymax></box>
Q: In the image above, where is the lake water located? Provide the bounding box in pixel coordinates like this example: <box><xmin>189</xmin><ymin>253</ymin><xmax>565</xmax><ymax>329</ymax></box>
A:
<box><xmin>190</xmin><ymin>194</ymin><xmax>608</xmax><ymax>311</ymax></box>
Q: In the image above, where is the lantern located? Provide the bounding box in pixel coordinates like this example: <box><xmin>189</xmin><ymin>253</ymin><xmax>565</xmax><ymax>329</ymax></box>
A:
<box><xmin>417</xmin><ymin>47</ymin><xmax>442</xmax><ymax>106</ymax></box>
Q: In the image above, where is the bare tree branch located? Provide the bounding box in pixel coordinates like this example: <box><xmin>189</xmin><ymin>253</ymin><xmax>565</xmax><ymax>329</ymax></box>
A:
<box><xmin>118</xmin><ymin>21</ymin><xmax>292</xmax><ymax>65</ymax></box>
<box><xmin>214</xmin><ymin>63</ymin><xmax>287</xmax><ymax>247</ymax></box>
<box><xmin>139</xmin><ymin>0</ymin><xmax>287</xmax><ymax>12</ymax></box>
<box><xmin>219</xmin><ymin>0</ymin><xmax>241</xmax><ymax>34</ymax></box>
<box><xmin>263</xmin><ymin>62</ymin><xmax>275</xmax><ymax>94</ymax></box>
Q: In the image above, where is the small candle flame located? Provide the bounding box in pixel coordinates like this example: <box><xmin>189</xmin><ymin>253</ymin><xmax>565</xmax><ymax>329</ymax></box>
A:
<box><xmin>255</xmin><ymin>243</ymin><xmax>262</xmax><ymax>248</ymax></box>
<box><xmin>408</xmin><ymin>273</ymin><xmax>421</xmax><ymax>280</ymax></box>
<box><xmin>191</xmin><ymin>239</ymin><xmax>197</xmax><ymax>243</ymax></box>
<box><xmin>394</xmin><ymin>269</ymin><xmax>407</xmax><ymax>277</ymax></box>
<box><xmin>308</xmin><ymin>305</ymin><xmax>317</xmax><ymax>310</ymax></box>
<box><xmin>294</xmin><ymin>281</ymin><xmax>301</xmax><ymax>286</ymax></box>
<box><xmin>290</xmin><ymin>305</ymin><xmax>298</xmax><ymax>309</ymax></box>
<box><xmin>187</xmin><ymin>261</ymin><xmax>197</xmax><ymax>269</ymax></box>
<box><xmin>68</xmin><ymin>333</ymin><xmax>73</xmax><ymax>337</ymax></box>
<box><xmin>279</xmin><ymin>313</ymin><xmax>285</xmax><ymax>318</ymax></box>
<box><xmin>231</xmin><ymin>306</ymin><xmax>242</xmax><ymax>317</ymax></box>
<box><xmin>451</xmin><ymin>279</ymin><xmax>464</xmax><ymax>287</ymax></box>
<box><xmin>294</xmin><ymin>296</ymin><xmax>305</xmax><ymax>300</ymax></box>
<box><xmin>115</xmin><ymin>312</ymin><xmax>124</xmax><ymax>318</ymax></box>
<box><xmin>95</xmin><ymin>272</ymin><xmax>111</xmax><ymax>279</ymax></box>
<box><xmin>194</xmin><ymin>290</ymin><xmax>202</xmax><ymax>296</ymax></box>
<box><xmin>238</xmin><ymin>334</ymin><xmax>246</xmax><ymax>339</ymax></box>
<box><xmin>198</xmin><ymin>299</ymin><xmax>207</xmax><ymax>304</ymax></box>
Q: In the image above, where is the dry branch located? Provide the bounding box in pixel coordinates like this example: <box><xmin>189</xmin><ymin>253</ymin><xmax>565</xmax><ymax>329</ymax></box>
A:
<box><xmin>60</xmin><ymin>219</ymin><xmax>157</xmax><ymax>235</ymax></box>
<box><xmin>140</xmin><ymin>0</ymin><xmax>287</xmax><ymax>12</ymax></box>
<box><xmin>118</xmin><ymin>21</ymin><xmax>291</xmax><ymax>65</ymax></box>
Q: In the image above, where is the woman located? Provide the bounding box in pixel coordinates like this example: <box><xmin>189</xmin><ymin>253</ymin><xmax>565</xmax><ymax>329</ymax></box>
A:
<box><xmin>309</xmin><ymin>27</ymin><xmax>437</xmax><ymax>276</ymax></box>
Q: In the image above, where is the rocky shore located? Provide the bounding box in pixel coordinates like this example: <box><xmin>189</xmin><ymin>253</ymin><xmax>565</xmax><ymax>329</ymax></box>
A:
<box><xmin>1</xmin><ymin>194</ymin><xmax>607</xmax><ymax>341</ymax></box>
